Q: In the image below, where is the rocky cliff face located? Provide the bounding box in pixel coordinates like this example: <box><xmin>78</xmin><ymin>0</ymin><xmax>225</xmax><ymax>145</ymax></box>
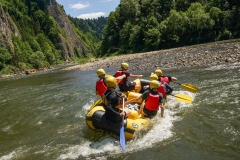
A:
<box><xmin>0</xmin><ymin>0</ymin><xmax>89</xmax><ymax>61</ymax></box>
<box><xmin>46</xmin><ymin>0</ymin><xmax>89</xmax><ymax>60</ymax></box>
<box><xmin>0</xmin><ymin>3</ymin><xmax>20</xmax><ymax>53</ymax></box>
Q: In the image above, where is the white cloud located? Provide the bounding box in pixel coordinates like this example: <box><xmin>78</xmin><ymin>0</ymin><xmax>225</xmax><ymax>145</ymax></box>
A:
<box><xmin>77</xmin><ymin>12</ymin><xmax>106</xmax><ymax>19</ymax></box>
<box><xmin>69</xmin><ymin>2</ymin><xmax>90</xmax><ymax>10</ymax></box>
<box><xmin>102</xmin><ymin>0</ymin><xmax>113</xmax><ymax>2</ymax></box>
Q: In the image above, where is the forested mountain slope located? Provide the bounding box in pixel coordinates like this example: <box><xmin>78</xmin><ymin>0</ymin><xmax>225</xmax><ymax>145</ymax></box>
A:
<box><xmin>99</xmin><ymin>0</ymin><xmax>240</xmax><ymax>56</ymax></box>
<box><xmin>0</xmin><ymin>0</ymin><xmax>103</xmax><ymax>74</ymax></box>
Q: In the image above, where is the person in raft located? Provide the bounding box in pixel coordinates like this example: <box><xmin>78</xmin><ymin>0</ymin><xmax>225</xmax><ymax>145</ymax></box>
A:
<box><xmin>154</xmin><ymin>69</ymin><xmax>177</xmax><ymax>84</ymax></box>
<box><xmin>95</xmin><ymin>68</ymin><xmax>107</xmax><ymax>97</ymax></box>
<box><xmin>143</xmin><ymin>74</ymin><xmax>173</xmax><ymax>104</ymax></box>
<box><xmin>114</xmin><ymin>62</ymin><xmax>143</xmax><ymax>92</ymax></box>
<box><xmin>126</xmin><ymin>80</ymin><xmax>164</xmax><ymax>118</ymax></box>
<box><xmin>102</xmin><ymin>76</ymin><xmax>130</xmax><ymax>122</ymax></box>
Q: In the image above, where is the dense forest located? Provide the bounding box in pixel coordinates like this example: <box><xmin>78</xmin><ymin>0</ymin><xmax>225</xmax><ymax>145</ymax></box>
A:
<box><xmin>99</xmin><ymin>0</ymin><xmax>240</xmax><ymax>55</ymax></box>
<box><xmin>69</xmin><ymin>16</ymin><xmax>107</xmax><ymax>41</ymax></box>
<box><xmin>0</xmin><ymin>0</ymin><xmax>105</xmax><ymax>75</ymax></box>
<box><xmin>0</xmin><ymin>0</ymin><xmax>239</xmax><ymax>75</ymax></box>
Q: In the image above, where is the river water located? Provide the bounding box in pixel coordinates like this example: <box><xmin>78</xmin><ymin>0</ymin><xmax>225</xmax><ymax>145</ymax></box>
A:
<box><xmin>0</xmin><ymin>63</ymin><xmax>239</xmax><ymax>160</ymax></box>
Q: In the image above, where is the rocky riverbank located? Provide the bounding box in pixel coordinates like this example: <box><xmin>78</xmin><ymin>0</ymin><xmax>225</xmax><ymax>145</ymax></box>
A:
<box><xmin>1</xmin><ymin>39</ymin><xmax>239</xmax><ymax>78</ymax></box>
<box><xmin>74</xmin><ymin>39</ymin><xmax>240</xmax><ymax>72</ymax></box>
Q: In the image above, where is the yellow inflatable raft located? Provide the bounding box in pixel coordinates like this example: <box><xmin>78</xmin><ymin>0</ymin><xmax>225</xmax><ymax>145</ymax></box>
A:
<box><xmin>86</xmin><ymin>92</ymin><xmax>150</xmax><ymax>140</ymax></box>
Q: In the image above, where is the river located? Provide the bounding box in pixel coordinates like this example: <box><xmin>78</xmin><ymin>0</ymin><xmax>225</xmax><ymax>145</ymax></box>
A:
<box><xmin>0</xmin><ymin>63</ymin><xmax>239</xmax><ymax>160</ymax></box>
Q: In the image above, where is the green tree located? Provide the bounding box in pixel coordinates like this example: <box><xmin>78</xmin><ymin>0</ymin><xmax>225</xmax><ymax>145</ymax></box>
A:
<box><xmin>209</xmin><ymin>7</ymin><xmax>224</xmax><ymax>39</ymax></box>
<box><xmin>141</xmin><ymin>16</ymin><xmax>161</xmax><ymax>51</ymax></box>
<box><xmin>160</xmin><ymin>10</ymin><xmax>188</xmax><ymax>47</ymax></box>
<box><xmin>119</xmin><ymin>21</ymin><xmax>133</xmax><ymax>53</ymax></box>
<box><xmin>29</xmin><ymin>51</ymin><xmax>45</xmax><ymax>69</ymax></box>
<box><xmin>129</xmin><ymin>25</ymin><xmax>144</xmax><ymax>52</ymax></box>
<box><xmin>101</xmin><ymin>12</ymin><xmax>120</xmax><ymax>55</ymax></box>
<box><xmin>0</xmin><ymin>48</ymin><xmax>12</xmax><ymax>70</ymax></box>
<box><xmin>45</xmin><ymin>50</ymin><xmax>56</xmax><ymax>65</ymax></box>
<box><xmin>185</xmin><ymin>3</ymin><xmax>215</xmax><ymax>43</ymax></box>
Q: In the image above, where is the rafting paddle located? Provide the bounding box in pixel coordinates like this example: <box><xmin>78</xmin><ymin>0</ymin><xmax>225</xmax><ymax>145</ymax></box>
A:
<box><xmin>173</xmin><ymin>82</ymin><xmax>198</xmax><ymax>93</ymax></box>
<box><xmin>171</xmin><ymin>94</ymin><xmax>193</xmax><ymax>104</ymax></box>
<box><xmin>120</xmin><ymin>98</ymin><xmax>126</xmax><ymax>152</ymax></box>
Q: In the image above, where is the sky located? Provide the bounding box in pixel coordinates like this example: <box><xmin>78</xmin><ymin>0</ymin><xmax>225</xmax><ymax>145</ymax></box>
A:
<box><xmin>55</xmin><ymin>0</ymin><xmax>120</xmax><ymax>19</ymax></box>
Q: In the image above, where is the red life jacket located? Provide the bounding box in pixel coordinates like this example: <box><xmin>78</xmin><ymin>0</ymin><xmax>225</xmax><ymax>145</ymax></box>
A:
<box><xmin>159</xmin><ymin>76</ymin><xmax>170</xmax><ymax>84</ymax></box>
<box><xmin>157</xmin><ymin>83</ymin><xmax>167</xmax><ymax>99</ymax></box>
<box><xmin>145</xmin><ymin>93</ymin><xmax>159</xmax><ymax>111</ymax></box>
<box><xmin>96</xmin><ymin>79</ymin><xmax>107</xmax><ymax>96</ymax></box>
<box><xmin>114</xmin><ymin>70</ymin><xmax>124</xmax><ymax>84</ymax></box>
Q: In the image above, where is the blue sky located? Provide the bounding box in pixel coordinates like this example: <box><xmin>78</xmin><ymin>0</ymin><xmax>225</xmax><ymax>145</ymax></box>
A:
<box><xmin>55</xmin><ymin>0</ymin><xmax>120</xmax><ymax>19</ymax></box>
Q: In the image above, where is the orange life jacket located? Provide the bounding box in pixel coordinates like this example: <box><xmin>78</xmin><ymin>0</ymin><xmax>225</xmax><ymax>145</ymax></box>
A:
<box><xmin>159</xmin><ymin>76</ymin><xmax>170</xmax><ymax>84</ymax></box>
<box><xmin>96</xmin><ymin>79</ymin><xmax>107</xmax><ymax>96</ymax></box>
<box><xmin>157</xmin><ymin>83</ymin><xmax>167</xmax><ymax>99</ymax></box>
<box><xmin>114</xmin><ymin>70</ymin><xmax>124</xmax><ymax>84</ymax></box>
<box><xmin>145</xmin><ymin>93</ymin><xmax>160</xmax><ymax>111</ymax></box>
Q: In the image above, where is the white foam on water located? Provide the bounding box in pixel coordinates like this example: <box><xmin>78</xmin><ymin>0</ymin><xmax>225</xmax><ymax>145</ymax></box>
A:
<box><xmin>0</xmin><ymin>147</ymin><xmax>30</xmax><ymax>160</ymax></box>
<box><xmin>59</xmin><ymin>139</ymin><xmax>122</xmax><ymax>159</ymax></box>
<box><xmin>0</xmin><ymin>151</ymin><xmax>17</xmax><ymax>160</ymax></box>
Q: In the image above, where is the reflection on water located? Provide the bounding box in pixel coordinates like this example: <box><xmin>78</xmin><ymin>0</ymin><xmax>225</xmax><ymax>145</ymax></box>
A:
<box><xmin>0</xmin><ymin>63</ymin><xmax>239</xmax><ymax>159</ymax></box>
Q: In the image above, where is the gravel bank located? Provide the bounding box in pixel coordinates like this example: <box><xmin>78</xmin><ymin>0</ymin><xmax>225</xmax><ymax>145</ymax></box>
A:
<box><xmin>65</xmin><ymin>39</ymin><xmax>240</xmax><ymax>72</ymax></box>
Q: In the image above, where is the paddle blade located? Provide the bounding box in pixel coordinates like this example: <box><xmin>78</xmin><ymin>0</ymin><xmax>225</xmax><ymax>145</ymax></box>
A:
<box><xmin>181</xmin><ymin>83</ymin><xmax>198</xmax><ymax>93</ymax></box>
<box><xmin>173</xmin><ymin>94</ymin><xmax>193</xmax><ymax>104</ymax></box>
<box><xmin>120</xmin><ymin>127</ymin><xmax>126</xmax><ymax>152</ymax></box>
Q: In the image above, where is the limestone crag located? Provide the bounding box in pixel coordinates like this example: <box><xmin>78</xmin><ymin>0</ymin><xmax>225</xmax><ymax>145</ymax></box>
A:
<box><xmin>47</xmin><ymin>0</ymin><xmax>89</xmax><ymax>60</ymax></box>
<box><xmin>0</xmin><ymin>3</ymin><xmax>20</xmax><ymax>52</ymax></box>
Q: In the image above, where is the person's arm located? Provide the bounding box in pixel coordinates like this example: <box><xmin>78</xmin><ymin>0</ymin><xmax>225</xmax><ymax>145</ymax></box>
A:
<box><xmin>165</xmin><ymin>82</ymin><xmax>173</xmax><ymax>95</ymax></box>
<box><xmin>171</xmin><ymin>76</ymin><xmax>177</xmax><ymax>82</ymax></box>
<box><xmin>142</xmin><ymin>85</ymin><xmax>150</xmax><ymax>92</ymax></box>
<box><xmin>96</xmin><ymin>91</ymin><xmax>99</xmax><ymax>95</ymax></box>
<box><xmin>125</xmin><ymin>95</ymin><xmax>142</xmax><ymax>105</ymax></box>
<box><xmin>106</xmin><ymin>94</ymin><xmax>122</xmax><ymax>116</ymax></box>
<box><xmin>129</xmin><ymin>74</ymin><xmax>143</xmax><ymax>78</ymax></box>
<box><xmin>159</xmin><ymin>93</ymin><xmax>164</xmax><ymax>117</ymax></box>
<box><xmin>116</xmin><ymin>74</ymin><xmax>126</xmax><ymax>83</ymax></box>
<box><xmin>160</xmin><ymin>103</ymin><xmax>164</xmax><ymax>117</ymax></box>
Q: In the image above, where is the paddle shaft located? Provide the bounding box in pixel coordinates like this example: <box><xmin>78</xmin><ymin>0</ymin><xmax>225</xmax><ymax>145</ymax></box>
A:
<box><xmin>174</xmin><ymin>82</ymin><xmax>182</xmax><ymax>85</ymax></box>
<box><xmin>120</xmin><ymin>98</ymin><xmax>126</xmax><ymax>152</ymax></box>
<box><xmin>122</xmin><ymin>98</ymin><xmax>124</xmax><ymax>126</ymax></box>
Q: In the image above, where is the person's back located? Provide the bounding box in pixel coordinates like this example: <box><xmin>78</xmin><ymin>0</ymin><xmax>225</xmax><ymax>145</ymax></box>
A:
<box><xmin>114</xmin><ymin>62</ymin><xmax>143</xmax><ymax>92</ymax></box>
<box><xmin>103</xmin><ymin>89</ymin><xmax>122</xmax><ymax>122</ymax></box>
<box><xmin>102</xmin><ymin>76</ymin><xmax>130</xmax><ymax>122</ymax></box>
<box><xmin>140</xmin><ymin>80</ymin><xmax>164</xmax><ymax>118</ymax></box>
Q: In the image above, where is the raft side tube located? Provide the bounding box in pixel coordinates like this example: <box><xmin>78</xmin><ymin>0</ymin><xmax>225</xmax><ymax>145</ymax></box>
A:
<box><xmin>90</xmin><ymin>111</ymin><xmax>138</xmax><ymax>138</ymax></box>
<box><xmin>127</xmin><ymin>92</ymin><xmax>142</xmax><ymax>104</ymax></box>
<box><xmin>86</xmin><ymin>106</ymin><xmax>150</xmax><ymax>140</ymax></box>
<box><xmin>133</xmin><ymin>78</ymin><xmax>150</xmax><ymax>93</ymax></box>
<box><xmin>86</xmin><ymin>106</ymin><xmax>105</xmax><ymax>130</ymax></box>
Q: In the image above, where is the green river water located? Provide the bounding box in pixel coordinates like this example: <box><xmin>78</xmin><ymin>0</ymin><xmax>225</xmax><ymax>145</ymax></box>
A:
<box><xmin>0</xmin><ymin>63</ymin><xmax>239</xmax><ymax>160</ymax></box>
